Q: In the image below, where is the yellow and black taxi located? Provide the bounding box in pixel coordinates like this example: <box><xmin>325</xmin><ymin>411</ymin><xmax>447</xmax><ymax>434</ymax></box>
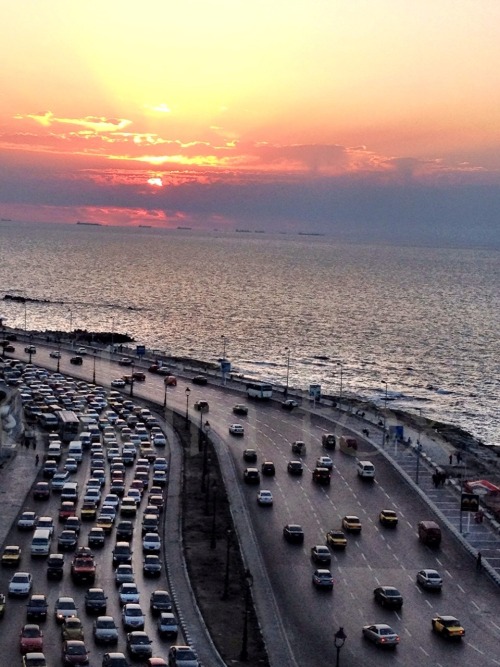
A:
<box><xmin>432</xmin><ymin>615</ymin><xmax>465</xmax><ymax>639</ymax></box>
<box><xmin>379</xmin><ymin>509</ymin><xmax>399</xmax><ymax>527</ymax></box>
<box><xmin>80</xmin><ymin>502</ymin><xmax>97</xmax><ymax>522</ymax></box>
<box><xmin>1</xmin><ymin>545</ymin><xmax>22</xmax><ymax>566</ymax></box>
<box><xmin>342</xmin><ymin>515</ymin><xmax>362</xmax><ymax>533</ymax></box>
<box><xmin>96</xmin><ymin>513</ymin><xmax>114</xmax><ymax>534</ymax></box>
<box><xmin>325</xmin><ymin>530</ymin><xmax>347</xmax><ymax>549</ymax></box>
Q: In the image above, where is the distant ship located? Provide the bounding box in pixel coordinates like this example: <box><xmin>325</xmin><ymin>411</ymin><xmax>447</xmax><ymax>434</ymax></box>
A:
<box><xmin>139</xmin><ymin>225</ymin><xmax>152</xmax><ymax>228</ymax></box>
<box><xmin>177</xmin><ymin>226</ymin><xmax>192</xmax><ymax>230</ymax></box>
<box><xmin>76</xmin><ymin>221</ymin><xmax>102</xmax><ymax>226</ymax></box>
<box><xmin>1</xmin><ymin>218</ymin><xmax>12</xmax><ymax>222</ymax></box>
<box><xmin>298</xmin><ymin>232</ymin><xmax>325</xmax><ymax>237</ymax></box>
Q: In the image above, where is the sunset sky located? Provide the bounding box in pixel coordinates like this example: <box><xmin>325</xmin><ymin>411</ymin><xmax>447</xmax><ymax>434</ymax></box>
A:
<box><xmin>1</xmin><ymin>0</ymin><xmax>500</xmax><ymax>243</ymax></box>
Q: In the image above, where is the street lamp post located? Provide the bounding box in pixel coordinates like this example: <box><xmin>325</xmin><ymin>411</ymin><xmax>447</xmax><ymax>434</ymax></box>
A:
<box><xmin>129</xmin><ymin>362</ymin><xmax>135</xmax><ymax>398</ymax></box>
<box><xmin>201</xmin><ymin>420</ymin><xmax>210</xmax><ymax>490</ymax></box>
<box><xmin>92</xmin><ymin>350</ymin><xmax>97</xmax><ymax>384</ymax></box>
<box><xmin>284</xmin><ymin>347</ymin><xmax>291</xmax><ymax>399</ymax></box>
<box><xmin>381</xmin><ymin>381</ymin><xmax>388</xmax><ymax>447</ymax></box>
<box><xmin>210</xmin><ymin>480</ymin><xmax>218</xmax><ymax>549</ymax></box>
<box><xmin>56</xmin><ymin>340</ymin><xmax>61</xmax><ymax>373</ymax></box>
<box><xmin>221</xmin><ymin>335</ymin><xmax>228</xmax><ymax>386</ymax></box>
<box><xmin>24</xmin><ymin>301</ymin><xmax>27</xmax><ymax>332</ymax></box>
<box><xmin>334</xmin><ymin>626</ymin><xmax>347</xmax><ymax>667</ymax></box>
<box><xmin>239</xmin><ymin>569</ymin><xmax>254</xmax><ymax>662</ymax></box>
<box><xmin>416</xmin><ymin>407</ymin><xmax>423</xmax><ymax>485</ymax></box>
<box><xmin>163</xmin><ymin>382</ymin><xmax>167</xmax><ymax>410</ymax></box>
<box><xmin>338</xmin><ymin>361</ymin><xmax>343</xmax><ymax>412</ymax></box>
<box><xmin>185</xmin><ymin>387</ymin><xmax>191</xmax><ymax>424</ymax></box>
<box><xmin>221</xmin><ymin>529</ymin><xmax>233</xmax><ymax>600</ymax></box>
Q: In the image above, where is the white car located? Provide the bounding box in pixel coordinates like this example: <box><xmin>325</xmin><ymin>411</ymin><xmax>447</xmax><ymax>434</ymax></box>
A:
<box><xmin>118</xmin><ymin>582</ymin><xmax>140</xmax><ymax>605</ymax></box>
<box><xmin>55</xmin><ymin>596</ymin><xmax>78</xmax><ymax>623</ymax></box>
<box><xmin>142</xmin><ymin>533</ymin><xmax>161</xmax><ymax>553</ymax></box>
<box><xmin>84</xmin><ymin>488</ymin><xmax>101</xmax><ymax>504</ymax></box>
<box><xmin>49</xmin><ymin>351</ymin><xmax>61</xmax><ymax>359</ymax></box>
<box><xmin>76</xmin><ymin>347</ymin><xmax>87</xmax><ymax>355</ymax></box>
<box><xmin>257</xmin><ymin>490</ymin><xmax>273</xmax><ymax>506</ymax></box>
<box><xmin>36</xmin><ymin>516</ymin><xmax>55</xmax><ymax>537</ymax></box>
<box><xmin>8</xmin><ymin>571</ymin><xmax>33</xmax><ymax>597</ymax></box>
<box><xmin>64</xmin><ymin>458</ymin><xmax>78</xmax><ymax>473</ymax></box>
<box><xmin>152</xmin><ymin>434</ymin><xmax>167</xmax><ymax>447</ymax></box>
<box><xmin>153</xmin><ymin>458</ymin><xmax>168</xmax><ymax>472</ymax></box>
<box><xmin>316</xmin><ymin>456</ymin><xmax>333</xmax><ymax>470</ymax></box>
<box><xmin>103</xmin><ymin>494</ymin><xmax>120</xmax><ymax>509</ymax></box>
<box><xmin>229</xmin><ymin>423</ymin><xmax>245</xmax><ymax>436</ymax></box>
<box><xmin>416</xmin><ymin>568</ymin><xmax>443</xmax><ymax>590</ymax></box>
<box><xmin>17</xmin><ymin>512</ymin><xmax>38</xmax><ymax>530</ymax></box>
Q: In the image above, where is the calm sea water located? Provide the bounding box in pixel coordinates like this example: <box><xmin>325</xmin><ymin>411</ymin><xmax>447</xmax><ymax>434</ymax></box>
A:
<box><xmin>1</xmin><ymin>221</ymin><xmax>499</xmax><ymax>447</ymax></box>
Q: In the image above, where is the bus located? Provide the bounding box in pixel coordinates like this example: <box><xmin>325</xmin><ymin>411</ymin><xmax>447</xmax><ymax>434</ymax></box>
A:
<box><xmin>56</xmin><ymin>410</ymin><xmax>80</xmax><ymax>444</ymax></box>
<box><xmin>246</xmin><ymin>382</ymin><xmax>273</xmax><ymax>400</ymax></box>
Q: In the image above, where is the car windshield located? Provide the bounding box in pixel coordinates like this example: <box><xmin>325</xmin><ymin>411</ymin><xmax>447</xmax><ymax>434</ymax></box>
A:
<box><xmin>127</xmin><ymin>608</ymin><xmax>142</xmax><ymax>617</ymax></box>
<box><xmin>177</xmin><ymin>649</ymin><xmax>196</xmax><ymax>660</ymax></box>
<box><xmin>99</xmin><ymin>620</ymin><xmax>116</xmax><ymax>629</ymax></box>
<box><xmin>59</xmin><ymin>602</ymin><xmax>75</xmax><ymax>610</ymax></box>
<box><xmin>24</xmin><ymin>627</ymin><xmax>41</xmax><ymax>637</ymax></box>
<box><xmin>67</xmin><ymin>644</ymin><xmax>86</xmax><ymax>655</ymax></box>
<box><xmin>443</xmin><ymin>618</ymin><xmax>460</xmax><ymax>627</ymax></box>
<box><xmin>380</xmin><ymin>628</ymin><xmax>394</xmax><ymax>635</ymax></box>
<box><xmin>15</xmin><ymin>574</ymin><xmax>30</xmax><ymax>583</ymax></box>
<box><xmin>385</xmin><ymin>590</ymin><xmax>400</xmax><ymax>596</ymax></box>
<box><xmin>428</xmin><ymin>572</ymin><xmax>440</xmax><ymax>579</ymax></box>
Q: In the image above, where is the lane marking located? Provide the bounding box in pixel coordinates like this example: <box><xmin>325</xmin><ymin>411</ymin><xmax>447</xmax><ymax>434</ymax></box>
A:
<box><xmin>466</xmin><ymin>643</ymin><xmax>484</xmax><ymax>655</ymax></box>
<box><xmin>471</xmin><ymin>600</ymin><xmax>481</xmax><ymax>612</ymax></box>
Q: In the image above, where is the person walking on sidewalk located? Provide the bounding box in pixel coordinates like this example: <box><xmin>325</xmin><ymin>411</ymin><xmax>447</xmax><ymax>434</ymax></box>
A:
<box><xmin>476</xmin><ymin>551</ymin><xmax>482</xmax><ymax>570</ymax></box>
<box><xmin>35</xmin><ymin>454</ymin><xmax>39</xmax><ymax>466</ymax></box>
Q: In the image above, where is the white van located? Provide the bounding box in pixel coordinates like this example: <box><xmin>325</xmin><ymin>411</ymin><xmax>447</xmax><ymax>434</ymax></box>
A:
<box><xmin>356</xmin><ymin>460</ymin><xmax>375</xmax><ymax>479</ymax></box>
<box><xmin>31</xmin><ymin>528</ymin><xmax>52</xmax><ymax>557</ymax></box>
<box><xmin>61</xmin><ymin>482</ymin><xmax>79</xmax><ymax>501</ymax></box>
<box><xmin>68</xmin><ymin>441</ymin><xmax>83</xmax><ymax>462</ymax></box>
<box><xmin>47</xmin><ymin>442</ymin><xmax>62</xmax><ymax>461</ymax></box>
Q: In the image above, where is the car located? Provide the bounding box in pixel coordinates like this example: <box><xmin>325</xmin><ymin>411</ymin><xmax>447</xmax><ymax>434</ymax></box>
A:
<box><xmin>379</xmin><ymin>509</ymin><xmax>398</xmax><ymax>527</ymax></box>
<box><xmin>58</xmin><ymin>530</ymin><xmax>78</xmax><ymax>551</ymax></box>
<box><xmin>283</xmin><ymin>524</ymin><xmax>304</xmax><ymax>544</ymax></box>
<box><xmin>122</xmin><ymin>603</ymin><xmax>145</xmax><ymax>630</ymax></box>
<box><xmin>96</xmin><ymin>514</ymin><xmax>114</xmax><ymax>534</ymax></box>
<box><xmin>152</xmin><ymin>470</ymin><xmax>167</xmax><ymax>486</ymax></box>
<box><xmin>291</xmin><ymin>440</ymin><xmax>306</xmax><ymax>456</ymax></box>
<box><xmin>232</xmin><ymin>404</ymin><xmax>248</xmax><ymax>416</ymax></box>
<box><xmin>54</xmin><ymin>597</ymin><xmax>78</xmax><ymax>624</ymax></box>
<box><xmin>81</xmin><ymin>503</ymin><xmax>97</xmax><ymax>522</ymax></box>
<box><xmin>46</xmin><ymin>553</ymin><xmax>65</xmax><ymax>580</ymax></box>
<box><xmin>132</xmin><ymin>371</ymin><xmax>146</xmax><ymax>381</ymax></box>
<box><xmin>19</xmin><ymin>624</ymin><xmax>44</xmax><ymax>654</ymax></box>
<box><xmin>33</xmin><ymin>481</ymin><xmax>50</xmax><ymax>500</ymax></box>
<box><xmin>243</xmin><ymin>449</ymin><xmax>257</xmax><ymax>462</ymax></box>
<box><xmin>42</xmin><ymin>459</ymin><xmax>58</xmax><ymax>479</ymax></box>
<box><xmin>287</xmin><ymin>460</ymin><xmax>303</xmax><ymax>476</ymax></box>
<box><xmin>143</xmin><ymin>554</ymin><xmax>162</xmax><ymax>577</ymax></box>
<box><xmin>93</xmin><ymin>616</ymin><xmax>119</xmax><ymax>645</ymax></box>
<box><xmin>312</xmin><ymin>569</ymin><xmax>334</xmax><ymax>589</ymax></box>
<box><xmin>150</xmin><ymin>590</ymin><xmax>172</xmax><ymax>616</ymax></box>
<box><xmin>52</xmin><ymin>472</ymin><xmax>70</xmax><ymax>491</ymax></box>
<box><xmin>164</xmin><ymin>375</ymin><xmax>177</xmax><ymax>386</ymax></box>
<box><xmin>143</xmin><ymin>533</ymin><xmax>161</xmax><ymax>553</ymax></box>
<box><xmin>116</xmin><ymin>521</ymin><xmax>134</xmax><ymax>541</ymax></box>
<box><xmin>86</xmin><ymin>527</ymin><xmax>105</xmax><ymax>548</ymax></box>
<box><xmin>118</xmin><ymin>357</ymin><xmax>132</xmax><ymax>366</ymax></box>
<box><xmin>27</xmin><ymin>594</ymin><xmax>48</xmax><ymax>621</ymax></box>
<box><xmin>257</xmin><ymin>490</ymin><xmax>273</xmax><ymax>506</ymax></box>
<box><xmin>62</xmin><ymin>617</ymin><xmax>85</xmax><ymax>641</ymax></box>
<box><xmin>70</xmin><ymin>356</ymin><xmax>83</xmax><ymax>365</ymax></box>
<box><xmin>153</xmin><ymin>457</ymin><xmax>168</xmax><ymax>471</ymax></box>
<box><xmin>8</xmin><ymin>571</ymin><xmax>33</xmax><ymax>597</ymax></box>
<box><xmin>65</xmin><ymin>516</ymin><xmax>81</xmax><ymax>535</ymax></box>
<box><xmin>321</xmin><ymin>433</ymin><xmax>337</xmax><ymax>449</ymax></box>
<box><xmin>152</xmin><ymin>433</ymin><xmax>167</xmax><ymax>447</ymax></box>
<box><xmin>312</xmin><ymin>466</ymin><xmax>331</xmax><ymax>485</ymax></box>
<box><xmin>113</xmin><ymin>542</ymin><xmax>133</xmax><ymax>566</ymax></box>
<box><xmin>102</xmin><ymin>652</ymin><xmax>130</xmax><ymax>667</ymax></box>
<box><xmin>243</xmin><ymin>467</ymin><xmax>260</xmax><ymax>484</ymax></box>
<box><xmin>119</xmin><ymin>583</ymin><xmax>140</xmax><ymax>606</ymax></box>
<box><xmin>261</xmin><ymin>461</ymin><xmax>276</xmax><ymax>476</ymax></box>
<box><xmin>229</xmin><ymin>423</ymin><xmax>244</xmax><ymax>436</ymax></box>
<box><xmin>193</xmin><ymin>400</ymin><xmax>209</xmax><ymax>413</ymax></box>
<box><xmin>362</xmin><ymin>623</ymin><xmax>400</xmax><ymax>647</ymax></box>
<box><xmin>85</xmin><ymin>588</ymin><xmax>108</xmax><ymax>614</ymax></box>
<box><xmin>192</xmin><ymin>375</ymin><xmax>208</xmax><ymax>385</ymax></box>
<box><xmin>25</xmin><ymin>345</ymin><xmax>37</xmax><ymax>354</ymax></box>
<box><xmin>111</xmin><ymin>378</ymin><xmax>126</xmax><ymax>388</ymax></box>
<box><xmin>316</xmin><ymin>456</ymin><xmax>333</xmax><ymax>470</ymax></box>
<box><xmin>18</xmin><ymin>511</ymin><xmax>38</xmax><ymax>530</ymax></box>
<box><xmin>311</xmin><ymin>545</ymin><xmax>332</xmax><ymax>564</ymax></box>
<box><xmin>374</xmin><ymin>586</ymin><xmax>403</xmax><ymax>609</ymax></box>
<box><xmin>22</xmin><ymin>652</ymin><xmax>47</xmax><ymax>667</ymax></box>
<box><xmin>325</xmin><ymin>530</ymin><xmax>347</xmax><ymax>549</ymax></box>
<box><xmin>157</xmin><ymin>612</ymin><xmax>179</xmax><ymax>639</ymax></box>
<box><xmin>115</xmin><ymin>564</ymin><xmax>135</xmax><ymax>586</ymax></box>
<box><xmin>127</xmin><ymin>631</ymin><xmax>153</xmax><ymax>659</ymax></box>
<box><xmin>59</xmin><ymin>502</ymin><xmax>77</xmax><ymax>521</ymax></box>
<box><xmin>416</xmin><ymin>568</ymin><xmax>443</xmax><ymax>590</ymax></box>
<box><xmin>167</xmin><ymin>645</ymin><xmax>200</xmax><ymax>667</ymax></box>
<box><xmin>432</xmin><ymin>615</ymin><xmax>465</xmax><ymax>639</ymax></box>
<box><xmin>1</xmin><ymin>544</ymin><xmax>22</xmax><ymax>566</ymax></box>
<box><xmin>49</xmin><ymin>350</ymin><xmax>61</xmax><ymax>359</ymax></box>
<box><xmin>62</xmin><ymin>640</ymin><xmax>90</xmax><ymax>666</ymax></box>
<box><xmin>76</xmin><ymin>347</ymin><xmax>87</xmax><ymax>355</ymax></box>
<box><xmin>282</xmin><ymin>399</ymin><xmax>298</xmax><ymax>411</ymax></box>
<box><xmin>342</xmin><ymin>515</ymin><xmax>362</xmax><ymax>533</ymax></box>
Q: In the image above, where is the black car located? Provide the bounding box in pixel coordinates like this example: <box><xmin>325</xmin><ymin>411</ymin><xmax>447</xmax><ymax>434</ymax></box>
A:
<box><xmin>58</xmin><ymin>530</ymin><xmax>78</xmax><ymax>551</ymax></box>
<box><xmin>112</xmin><ymin>542</ymin><xmax>133</xmax><ymax>566</ymax></box>
<box><xmin>116</xmin><ymin>522</ymin><xmax>134</xmax><ymax>542</ymax></box>
<box><xmin>70</xmin><ymin>356</ymin><xmax>83</xmax><ymax>365</ymax></box>
<box><xmin>27</xmin><ymin>594</ymin><xmax>48</xmax><ymax>621</ymax></box>
<box><xmin>143</xmin><ymin>555</ymin><xmax>162</xmax><ymax>578</ymax></box>
<box><xmin>233</xmin><ymin>404</ymin><xmax>249</xmax><ymax>416</ymax></box>
<box><xmin>261</xmin><ymin>461</ymin><xmax>276</xmax><ymax>477</ymax></box>
<box><xmin>373</xmin><ymin>586</ymin><xmax>403</xmax><ymax>610</ymax></box>
<box><xmin>192</xmin><ymin>375</ymin><xmax>208</xmax><ymax>385</ymax></box>
<box><xmin>283</xmin><ymin>524</ymin><xmax>305</xmax><ymax>544</ymax></box>
<box><xmin>47</xmin><ymin>553</ymin><xmax>65</xmax><ymax>580</ymax></box>
<box><xmin>282</xmin><ymin>399</ymin><xmax>299</xmax><ymax>411</ymax></box>
<box><xmin>243</xmin><ymin>468</ymin><xmax>260</xmax><ymax>485</ymax></box>
<box><xmin>149</xmin><ymin>589</ymin><xmax>172</xmax><ymax>616</ymax></box>
<box><xmin>243</xmin><ymin>449</ymin><xmax>257</xmax><ymax>463</ymax></box>
<box><xmin>287</xmin><ymin>460</ymin><xmax>304</xmax><ymax>476</ymax></box>
<box><xmin>85</xmin><ymin>587</ymin><xmax>108</xmax><ymax>614</ymax></box>
<box><xmin>102</xmin><ymin>653</ymin><xmax>130</xmax><ymax>667</ymax></box>
<box><xmin>88</xmin><ymin>528</ymin><xmax>105</xmax><ymax>548</ymax></box>
<box><xmin>126</xmin><ymin>631</ymin><xmax>152</xmax><ymax>659</ymax></box>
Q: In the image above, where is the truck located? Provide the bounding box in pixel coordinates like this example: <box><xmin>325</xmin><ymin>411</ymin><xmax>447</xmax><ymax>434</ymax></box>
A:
<box><xmin>339</xmin><ymin>436</ymin><xmax>358</xmax><ymax>456</ymax></box>
<box><xmin>71</xmin><ymin>547</ymin><xmax>96</xmax><ymax>583</ymax></box>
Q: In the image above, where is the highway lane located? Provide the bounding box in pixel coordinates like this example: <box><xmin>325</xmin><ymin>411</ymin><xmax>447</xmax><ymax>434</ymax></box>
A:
<box><xmin>10</xmin><ymin>345</ymin><xmax>500</xmax><ymax>666</ymax></box>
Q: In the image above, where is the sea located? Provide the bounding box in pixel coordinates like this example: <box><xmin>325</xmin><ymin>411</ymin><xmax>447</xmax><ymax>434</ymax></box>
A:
<box><xmin>1</xmin><ymin>221</ymin><xmax>499</xmax><ymax>448</ymax></box>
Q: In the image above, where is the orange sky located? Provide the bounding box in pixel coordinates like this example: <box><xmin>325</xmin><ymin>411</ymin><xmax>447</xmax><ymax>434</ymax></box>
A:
<box><xmin>1</xmin><ymin>0</ymin><xmax>500</xmax><ymax>238</ymax></box>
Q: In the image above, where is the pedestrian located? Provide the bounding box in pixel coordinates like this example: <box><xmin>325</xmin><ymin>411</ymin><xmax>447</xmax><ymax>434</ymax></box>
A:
<box><xmin>32</xmin><ymin>439</ymin><xmax>36</xmax><ymax>450</ymax></box>
<box><xmin>449</xmin><ymin>454</ymin><xmax>453</xmax><ymax>465</ymax></box>
<box><xmin>35</xmin><ymin>454</ymin><xmax>39</xmax><ymax>466</ymax></box>
<box><xmin>476</xmin><ymin>551</ymin><xmax>482</xmax><ymax>570</ymax></box>
<box><xmin>456</xmin><ymin>452</ymin><xmax>462</xmax><ymax>464</ymax></box>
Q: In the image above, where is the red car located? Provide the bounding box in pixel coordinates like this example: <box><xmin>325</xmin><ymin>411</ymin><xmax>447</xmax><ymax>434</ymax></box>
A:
<box><xmin>62</xmin><ymin>640</ymin><xmax>90</xmax><ymax>666</ymax></box>
<box><xmin>19</xmin><ymin>624</ymin><xmax>44</xmax><ymax>654</ymax></box>
<box><xmin>33</xmin><ymin>482</ymin><xmax>50</xmax><ymax>501</ymax></box>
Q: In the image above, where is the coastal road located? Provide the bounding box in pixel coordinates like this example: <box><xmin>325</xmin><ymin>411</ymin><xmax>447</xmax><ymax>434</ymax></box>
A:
<box><xmin>12</xmin><ymin>345</ymin><xmax>500</xmax><ymax>667</ymax></box>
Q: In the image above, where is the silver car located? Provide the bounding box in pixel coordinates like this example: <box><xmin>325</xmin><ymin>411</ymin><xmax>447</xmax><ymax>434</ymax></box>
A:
<box><xmin>416</xmin><ymin>568</ymin><xmax>443</xmax><ymax>590</ymax></box>
<box><xmin>362</xmin><ymin>623</ymin><xmax>400</xmax><ymax>647</ymax></box>
<box><xmin>93</xmin><ymin>616</ymin><xmax>119</xmax><ymax>645</ymax></box>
